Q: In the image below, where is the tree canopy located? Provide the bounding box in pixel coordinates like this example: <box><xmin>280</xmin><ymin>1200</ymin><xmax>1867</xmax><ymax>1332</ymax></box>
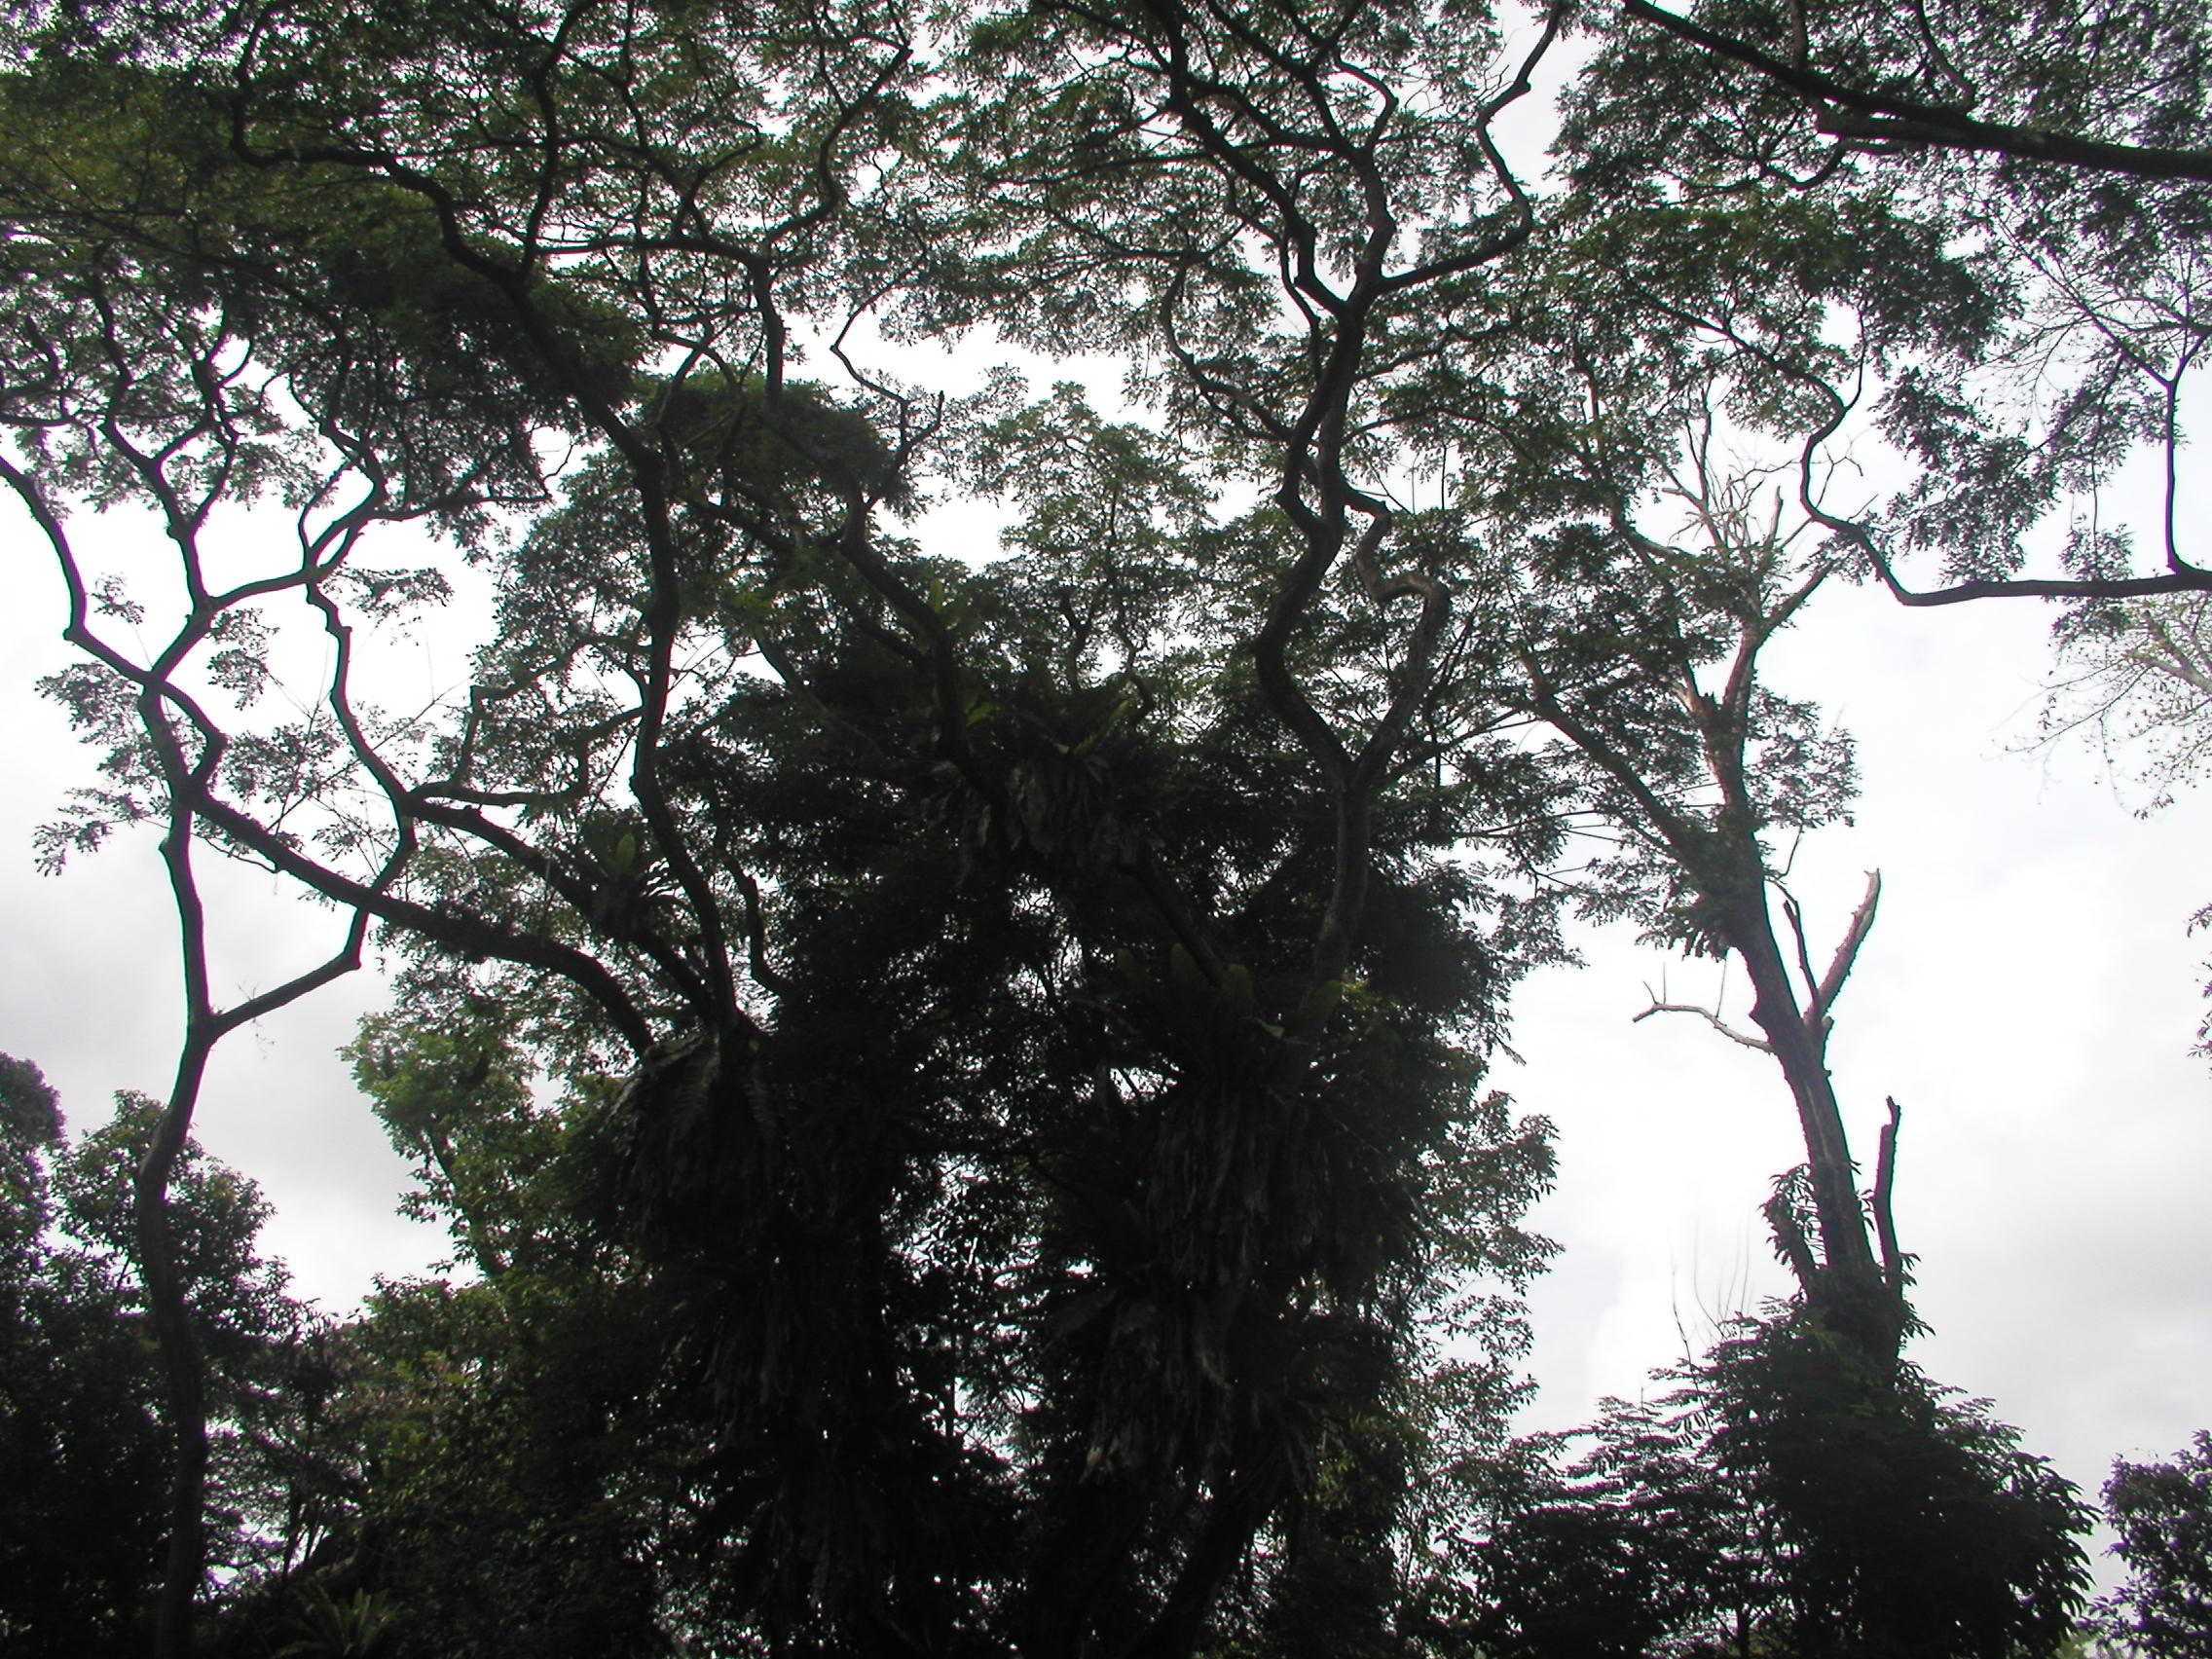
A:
<box><xmin>0</xmin><ymin>1059</ymin><xmax>332</xmax><ymax>1658</ymax></box>
<box><xmin>3</xmin><ymin>0</ymin><xmax>2204</xmax><ymax>1650</ymax></box>
<box><xmin>2091</xmin><ymin>1432</ymin><xmax>2212</xmax><ymax>1659</ymax></box>
<box><xmin>1463</xmin><ymin>1309</ymin><xmax>2089</xmax><ymax>1659</ymax></box>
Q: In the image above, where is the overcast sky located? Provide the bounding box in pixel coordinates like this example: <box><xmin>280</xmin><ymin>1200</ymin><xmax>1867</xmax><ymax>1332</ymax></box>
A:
<box><xmin>5</xmin><ymin>396</ymin><xmax>2209</xmax><ymax>1596</ymax></box>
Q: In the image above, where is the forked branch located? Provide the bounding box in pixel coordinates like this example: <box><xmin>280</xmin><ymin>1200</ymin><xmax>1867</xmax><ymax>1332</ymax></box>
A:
<box><xmin>1634</xmin><ymin>990</ymin><xmax>1773</xmax><ymax>1052</ymax></box>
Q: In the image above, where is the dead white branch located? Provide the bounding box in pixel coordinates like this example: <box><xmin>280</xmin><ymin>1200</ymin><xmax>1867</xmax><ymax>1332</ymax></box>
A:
<box><xmin>1633</xmin><ymin>993</ymin><xmax>1773</xmax><ymax>1052</ymax></box>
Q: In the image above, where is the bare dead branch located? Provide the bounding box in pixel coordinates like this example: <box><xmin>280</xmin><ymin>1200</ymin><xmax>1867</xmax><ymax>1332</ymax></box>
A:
<box><xmin>1808</xmin><ymin>869</ymin><xmax>1882</xmax><ymax>1031</ymax></box>
<box><xmin>1634</xmin><ymin>994</ymin><xmax>1774</xmax><ymax>1052</ymax></box>
<box><xmin>1871</xmin><ymin>1095</ymin><xmax>1907</xmax><ymax>1292</ymax></box>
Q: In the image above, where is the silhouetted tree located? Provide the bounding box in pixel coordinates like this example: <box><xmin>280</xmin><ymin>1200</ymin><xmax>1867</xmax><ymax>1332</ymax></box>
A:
<box><xmin>2092</xmin><ymin>1432</ymin><xmax>2212</xmax><ymax>1659</ymax></box>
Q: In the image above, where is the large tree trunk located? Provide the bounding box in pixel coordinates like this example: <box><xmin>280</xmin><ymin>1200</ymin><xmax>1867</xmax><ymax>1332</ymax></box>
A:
<box><xmin>1721</xmin><ymin>892</ymin><xmax>1905</xmax><ymax>1362</ymax></box>
<box><xmin>138</xmin><ymin>1043</ymin><xmax>213</xmax><ymax>1659</ymax></box>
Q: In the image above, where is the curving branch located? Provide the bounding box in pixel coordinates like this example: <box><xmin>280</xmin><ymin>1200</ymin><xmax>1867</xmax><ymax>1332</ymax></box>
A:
<box><xmin>1620</xmin><ymin>0</ymin><xmax>2212</xmax><ymax>184</ymax></box>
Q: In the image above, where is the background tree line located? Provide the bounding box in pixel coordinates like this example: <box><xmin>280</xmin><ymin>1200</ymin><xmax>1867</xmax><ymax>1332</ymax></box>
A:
<box><xmin>0</xmin><ymin>0</ymin><xmax>2206</xmax><ymax>1650</ymax></box>
<box><xmin>10</xmin><ymin>1049</ymin><xmax>2204</xmax><ymax>1656</ymax></box>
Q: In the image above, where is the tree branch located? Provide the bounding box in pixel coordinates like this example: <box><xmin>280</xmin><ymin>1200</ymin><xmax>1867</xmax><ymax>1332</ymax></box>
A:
<box><xmin>1807</xmin><ymin>869</ymin><xmax>1881</xmax><ymax>1033</ymax></box>
<box><xmin>1871</xmin><ymin>1094</ymin><xmax>1907</xmax><ymax>1292</ymax></box>
<box><xmin>1633</xmin><ymin>994</ymin><xmax>1773</xmax><ymax>1052</ymax></box>
<box><xmin>1620</xmin><ymin>0</ymin><xmax>2212</xmax><ymax>184</ymax></box>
